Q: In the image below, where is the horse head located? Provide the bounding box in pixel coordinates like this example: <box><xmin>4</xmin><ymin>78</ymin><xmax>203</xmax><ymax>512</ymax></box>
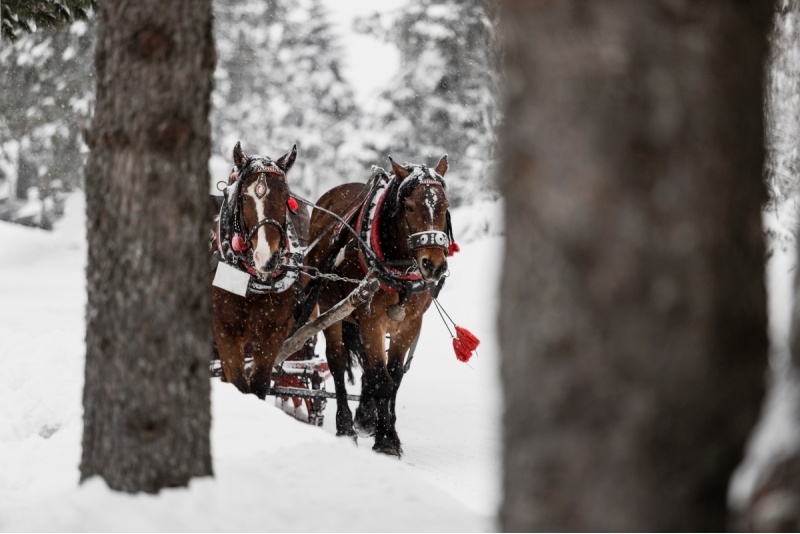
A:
<box><xmin>389</xmin><ymin>155</ymin><xmax>450</xmax><ymax>284</ymax></box>
<box><xmin>232</xmin><ymin>141</ymin><xmax>297</xmax><ymax>275</ymax></box>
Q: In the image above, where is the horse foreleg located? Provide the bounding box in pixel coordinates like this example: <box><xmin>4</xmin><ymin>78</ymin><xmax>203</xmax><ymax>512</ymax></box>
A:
<box><xmin>323</xmin><ymin>322</ymin><xmax>356</xmax><ymax>438</ymax></box>
<box><xmin>386</xmin><ymin>320</ymin><xmax>420</xmax><ymax>431</ymax></box>
<box><xmin>215</xmin><ymin>332</ymin><xmax>249</xmax><ymax>394</ymax></box>
<box><xmin>249</xmin><ymin>336</ymin><xmax>282</xmax><ymax>400</ymax></box>
<box><xmin>361</xmin><ymin>327</ymin><xmax>401</xmax><ymax>457</ymax></box>
<box><xmin>354</xmin><ymin>372</ymin><xmax>377</xmax><ymax>438</ymax></box>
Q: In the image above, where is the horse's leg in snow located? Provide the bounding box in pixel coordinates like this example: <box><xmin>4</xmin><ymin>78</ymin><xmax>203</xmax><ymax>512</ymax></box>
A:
<box><xmin>354</xmin><ymin>372</ymin><xmax>377</xmax><ymax>437</ymax></box>
<box><xmin>342</xmin><ymin>321</ymin><xmax>377</xmax><ymax>437</ymax></box>
<box><xmin>386</xmin><ymin>318</ymin><xmax>421</xmax><ymax>429</ymax></box>
<box><xmin>360</xmin><ymin>323</ymin><xmax>401</xmax><ymax>457</ymax></box>
<box><xmin>323</xmin><ymin>322</ymin><xmax>356</xmax><ymax>437</ymax></box>
<box><xmin>249</xmin><ymin>334</ymin><xmax>282</xmax><ymax>400</ymax></box>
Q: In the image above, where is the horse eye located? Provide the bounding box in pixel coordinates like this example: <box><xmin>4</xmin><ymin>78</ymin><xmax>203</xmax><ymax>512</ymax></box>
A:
<box><xmin>405</xmin><ymin>205</ymin><xmax>414</xmax><ymax>214</ymax></box>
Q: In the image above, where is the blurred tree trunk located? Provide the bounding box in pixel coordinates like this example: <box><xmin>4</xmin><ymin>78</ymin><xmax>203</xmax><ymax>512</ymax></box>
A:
<box><xmin>497</xmin><ymin>1</ymin><xmax>770</xmax><ymax>530</ymax></box>
<box><xmin>80</xmin><ymin>1</ymin><xmax>215</xmax><ymax>493</ymax></box>
<box><xmin>739</xmin><ymin>4</ymin><xmax>800</xmax><ymax>530</ymax></box>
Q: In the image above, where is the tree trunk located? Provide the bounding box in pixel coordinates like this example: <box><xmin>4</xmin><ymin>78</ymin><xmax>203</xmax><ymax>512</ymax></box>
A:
<box><xmin>497</xmin><ymin>1</ymin><xmax>770</xmax><ymax>530</ymax></box>
<box><xmin>80</xmin><ymin>1</ymin><xmax>215</xmax><ymax>493</ymax></box>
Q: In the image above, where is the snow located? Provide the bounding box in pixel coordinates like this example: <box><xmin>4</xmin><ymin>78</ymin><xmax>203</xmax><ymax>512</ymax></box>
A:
<box><xmin>0</xmin><ymin>191</ymin><xmax>501</xmax><ymax>531</ymax></box>
<box><xmin>729</xmin><ymin>201</ymin><xmax>800</xmax><ymax>510</ymax></box>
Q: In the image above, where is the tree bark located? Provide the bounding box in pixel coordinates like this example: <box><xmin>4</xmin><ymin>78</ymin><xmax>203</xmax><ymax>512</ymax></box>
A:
<box><xmin>80</xmin><ymin>1</ymin><xmax>215</xmax><ymax>493</ymax></box>
<box><xmin>497</xmin><ymin>1</ymin><xmax>770</xmax><ymax>530</ymax></box>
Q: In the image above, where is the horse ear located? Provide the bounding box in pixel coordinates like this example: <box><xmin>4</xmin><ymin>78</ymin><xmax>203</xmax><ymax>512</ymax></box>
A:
<box><xmin>233</xmin><ymin>142</ymin><xmax>248</xmax><ymax>169</ymax></box>
<box><xmin>277</xmin><ymin>144</ymin><xmax>297</xmax><ymax>173</ymax></box>
<box><xmin>389</xmin><ymin>156</ymin><xmax>410</xmax><ymax>180</ymax></box>
<box><xmin>435</xmin><ymin>154</ymin><xmax>448</xmax><ymax>177</ymax></box>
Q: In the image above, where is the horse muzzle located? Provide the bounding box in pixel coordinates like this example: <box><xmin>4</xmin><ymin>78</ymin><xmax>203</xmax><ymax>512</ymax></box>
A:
<box><xmin>419</xmin><ymin>257</ymin><xmax>447</xmax><ymax>283</ymax></box>
<box><xmin>254</xmin><ymin>248</ymin><xmax>282</xmax><ymax>275</ymax></box>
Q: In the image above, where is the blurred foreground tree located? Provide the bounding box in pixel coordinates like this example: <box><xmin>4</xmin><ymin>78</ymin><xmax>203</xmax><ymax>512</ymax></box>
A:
<box><xmin>735</xmin><ymin>1</ymin><xmax>800</xmax><ymax>530</ymax></box>
<box><xmin>498</xmin><ymin>1</ymin><xmax>770</xmax><ymax>530</ymax></box>
<box><xmin>1</xmin><ymin>0</ymin><xmax>95</xmax><ymax>40</ymax></box>
<box><xmin>80</xmin><ymin>0</ymin><xmax>215</xmax><ymax>493</ymax></box>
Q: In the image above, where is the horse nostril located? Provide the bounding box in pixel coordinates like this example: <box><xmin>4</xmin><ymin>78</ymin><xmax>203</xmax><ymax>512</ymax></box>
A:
<box><xmin>439</xmin><ymin>261</ymin><xmax>448</xmax><ymax>276</ymax></box>
<box><xmin>422</xmin><ymin>258</ymin><xmax>434</xmax><ymax>273</ymax></box>
<box><xmin>265</xmin><ymin>251</ymin><xmax>280</xmax><ymax>271</ymax></box>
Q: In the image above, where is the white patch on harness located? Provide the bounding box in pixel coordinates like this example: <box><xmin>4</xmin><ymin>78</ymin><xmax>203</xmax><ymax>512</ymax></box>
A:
<box><xmin>212</xmin><ymin>261</ymin><xmax>250</xmax><ymax>297</ymax></box>
<box><xmin>334</xmin><ymin>245</ymin><xmax>347</xmax><ymax>267</ymax></box>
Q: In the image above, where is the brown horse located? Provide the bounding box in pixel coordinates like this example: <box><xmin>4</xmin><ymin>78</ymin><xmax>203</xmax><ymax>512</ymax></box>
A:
<box><xmin>211</xmin><ymin>142</ymin><xmax>307</xmax><ymax>399</ymax></box>
<box><xmin>305</xmin><ymin>155</ymin><xmax>452</xmax><ymax>456</ymax></box>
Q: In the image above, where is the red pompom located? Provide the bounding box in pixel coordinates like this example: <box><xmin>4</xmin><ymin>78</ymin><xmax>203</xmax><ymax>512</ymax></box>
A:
<box><xmin>455</xmin><ymin>326</ymin><xmax>480</xmax><ymax>352</ymax></box>
<box><xmin>229</xmin><ymin>171</ymin><xmax>238</xmax><ymax>183</ymax></box>
<box><xmin>287</xmin><ymin>197</ymin><xmax>299</xmax><ymax>212</ymax></box>
<box><xmin>232</xmin><ymin>233</ymin><xmax>248</xmax><ymax>252</ymax></box>
<box><xmin>447</xmin><ymin>242</ymin><xmax>460</xmax><ymax>257</ymax></box>
<box><xmin>452</xmin><ymin>338</ymin><xmax>473</xmax><ymax>363</ymax></box>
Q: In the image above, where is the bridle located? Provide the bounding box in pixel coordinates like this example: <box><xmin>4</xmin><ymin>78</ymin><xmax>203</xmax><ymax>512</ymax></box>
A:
<box><xmin>393</xmin><ymin>166</ymin><xmax>452</xmax><ymax>256</ymax></box>
<box><xmin>354</xmin><ymin>165</ymin><xmax>454</xmax><ymax>295</ymax></box>
<box><xmin>216</xmin><ymin>157</ymin><xmax>302</xmax><ymax>293</ymax></box>
<box><xmin>400</xmin><ymin>180</ymin><xmax>451</xmax><ymax>255</ymax></box>
<box><xmin>232</xmin><ymin>164</ymin><xmax>290</xmax><ymax>261</ymax></box>
<box><xmin>240</xmin><ymin>191</ymin><xmax>287</xmax><ymax>255</ymax></box>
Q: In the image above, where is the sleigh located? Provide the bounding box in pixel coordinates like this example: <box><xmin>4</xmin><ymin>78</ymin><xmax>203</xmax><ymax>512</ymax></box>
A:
<box><xmin>210</xmin><ymin>277</ymin><xmax>377</xmax><ymax>425</ymax></box>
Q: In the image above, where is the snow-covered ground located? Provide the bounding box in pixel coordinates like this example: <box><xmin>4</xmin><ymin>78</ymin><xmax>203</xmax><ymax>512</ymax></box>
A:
<box><xmin>0</xmin><ymin>192</ymin><xmax>502</xmax><ymax>532</ymax></box>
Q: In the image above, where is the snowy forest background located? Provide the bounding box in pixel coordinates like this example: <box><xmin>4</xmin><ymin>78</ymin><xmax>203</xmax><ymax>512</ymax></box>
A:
<box><xmin>6</xmin><ymin>0</ymin><xmax>800</xmax><ymax>531</ymax></box>
<box><xmin>0</xmin><ymin>0</ymin><xmax>500</xmax><ymax>227</ymax></box>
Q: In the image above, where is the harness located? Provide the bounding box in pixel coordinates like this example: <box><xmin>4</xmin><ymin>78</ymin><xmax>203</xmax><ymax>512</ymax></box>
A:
<box><xmin>214</xmin><ymin>160</ymin><xmax>302</xmax><ymax>295</ymax></box>
<box><xmin>354</xmin><ymin>166</ymin><xmax>452</xmax><ymax>294</ymax></box>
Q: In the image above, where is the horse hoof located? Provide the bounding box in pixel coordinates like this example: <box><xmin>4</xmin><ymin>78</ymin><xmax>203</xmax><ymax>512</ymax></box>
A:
<box><xmin>354</xmin><ymin>419</ymin><xmax>376</xmax><ymax>438</ymax></box>
<box><xmin>386</xmin><ymin>304</ymin><xmax>406</xmax><ymax>322</ymax></box>
<box><xmin>373</xmin><ymin>444</ymin><xmax>403</xmax><ymax>458</ymax></box>
<box><xmin>336</xmin><ymin>428</ymin><xmax>357</xmax><ymax>441</ymax></box>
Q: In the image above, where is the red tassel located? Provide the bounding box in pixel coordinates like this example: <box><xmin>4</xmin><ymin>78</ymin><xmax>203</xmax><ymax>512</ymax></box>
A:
<box><xmin>287</xmin><ymin>197</ymin><xmax>299</xmax><ymax>212</ymax></box>
<box><xmin>229</xmin><ymin>171</ymin><xmax>238</xmax><ymax>183</ymax></box>
<box><xmin>447</xmin><ymin>242</ymin><xmax>460</xmax><ymax>257</ymax></box>
<box><xmin>453</xmin><ymin>338</ymin><xmax>473</xmax><ymax>362</ymax></box>
<box><xmin>455</xmin><ymin>326</ymin><xmax>480</xmax><ymax>352</ymax></box>
<box><xmin>232</xmin><ymin>233</ymin><xmax>248</xmax><ymax>252</ymax></box>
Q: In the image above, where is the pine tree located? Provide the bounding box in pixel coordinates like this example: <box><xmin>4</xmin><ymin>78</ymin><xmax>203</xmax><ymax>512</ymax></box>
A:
<box><xmin>1</xmin><ymin>0</ymin><xmax>95</xmax><ymax>41</ymax></box>
<box><xmin>358</xmin><ymin>0</ymin><xmax>500</xmax><ymax>205</ymax></box>
<box><xmin>276</xmin><ymin>0</ymin><xmax>359</xmax><ymax>196</ymax></box>
<box><xmin>211</xmin><ymin>0</ymin><xmax>358</xmax><ymax>199</ymax></box>
<box><xmin>211</xmin><ymin>0</ymin><xmax>283</xmax><ymax>161</ymax></box>
<box><xmin>0</xmin><ymin>18</ymin><xmax>95</xmax><ymax>228</ymax></box>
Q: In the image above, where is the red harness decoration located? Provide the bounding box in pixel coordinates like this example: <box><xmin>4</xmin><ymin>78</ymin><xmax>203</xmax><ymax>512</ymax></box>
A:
<box><xmin>452</xmin><ymin>325</ymin><xmax>480</xmax><ymax>362</ymax></box>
